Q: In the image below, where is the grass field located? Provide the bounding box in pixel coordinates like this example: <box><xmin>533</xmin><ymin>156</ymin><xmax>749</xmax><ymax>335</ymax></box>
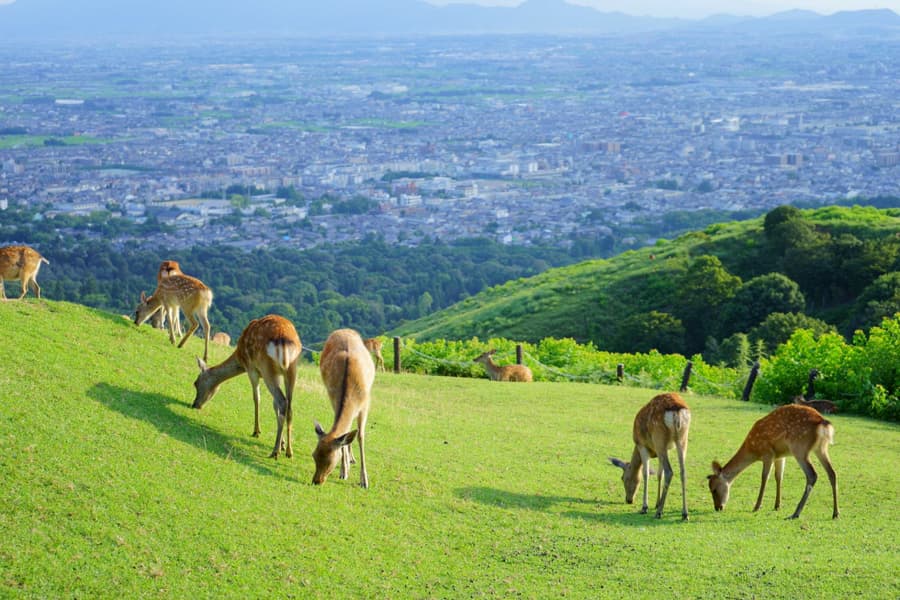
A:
<box><xmin>1</xmin><ymin>300</ymin><xmax>898</xmax><ymax>598</ymax></box>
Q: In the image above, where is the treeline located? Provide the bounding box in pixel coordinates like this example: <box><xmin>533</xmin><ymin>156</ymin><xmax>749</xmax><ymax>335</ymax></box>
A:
<box><xmin>602</xmin><ymin>205</ymin><xmax>900</xmax><ymax>362</ymax></box>
<box><xmin>25</xmin><ymin>236</ymin><xmax>574</xmax><ymax>344</ymax></box>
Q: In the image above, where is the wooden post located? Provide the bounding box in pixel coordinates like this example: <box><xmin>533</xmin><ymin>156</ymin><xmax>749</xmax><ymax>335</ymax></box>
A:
<box><xmin>616</xmin><ymin>363</ymin><xmax>624</xmax><ymax>383</ymax></box>
<box><xmin>742</xmin><ymin>361</ymin><xmax>760</xmax><ymax>402</ymax></box>
<box><xmin>805</xmin><ymin>368</ymin><xmax>819</xmax><ymax>400</ymax></box>
<box><xmin>393</xmin><ymin>336</ymin><xmax>401</xmax><ymax>374</ymax></box>
<box><xmin>515</xmin><ymin>344</ymin><xmax>523</xmax><ymax>365</ymax></box>
<box><xmin>679</xmin><ymin>361</ymin><xmax>693</xmax><ymax>392</ymax></box>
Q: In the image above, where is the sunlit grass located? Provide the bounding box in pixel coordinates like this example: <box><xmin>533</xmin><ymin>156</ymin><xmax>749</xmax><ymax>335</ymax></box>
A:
<box><xmin>1</xmin><ymin>300</ymin><xmax>897</xmax><ymax>597</ymax></box>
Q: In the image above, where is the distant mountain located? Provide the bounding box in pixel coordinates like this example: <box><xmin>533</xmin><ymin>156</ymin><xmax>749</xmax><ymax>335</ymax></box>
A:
<box><xmin>2</xmin><ymin>0</ymin><xmax>897</xmax><ymax>40</ymax></box>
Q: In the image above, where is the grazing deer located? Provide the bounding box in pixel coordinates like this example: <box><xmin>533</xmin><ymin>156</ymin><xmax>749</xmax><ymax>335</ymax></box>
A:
<box><xmin>707</xmin><ymin>404</ymin><xmax>838</xmax><ymax>519</ymax></box>
<box><xmin>150</xmin><ymin>260</ymin><xmax>183</xmax><ymax>335</ymax></box>
<box><xmin>192</xmin><ymin>315</ymin><xmax>301</xmax><ymax>458</ymax></box>
<box><xmin>792</xmin><ymin>395</ymin><xmax>838</xmax><ymax>415</ymax></box>
<box><xmin>363</xmin><ymin>337</ymin><xmax>386</xmax><ymax>372</ymax></box>
<box><xmin>610</xmin><ymin>392</ymin><xmax>691</xmax><ymax>520</ymax></box>
<box><xmin>313</xmin><ymin>328</ymin><xmax>375</xmax><ymax>488</ymax></box>
<box><xmin>0</xmin><ymin>245</ymin><xmax>50</xmax><ymax>300</ymax></box>
<box><xmin>212</xmin><ymin>332</ymin><xmax>232</xmax><ymax>347</ymax></box>
<box><xmin>133</xmin><ymin>273</ymin><xmax>213</xmax><ymax>361</ymax></box>
<box><xmin>473</xmin><ymin>349</ymin><xmax>533</xmax><ymax>382</ymax></box>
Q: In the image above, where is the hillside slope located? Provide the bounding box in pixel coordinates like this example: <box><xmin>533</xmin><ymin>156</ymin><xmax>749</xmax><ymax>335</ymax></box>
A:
<box><xmin>1</xmin><ymin>300</ymin><xmax>899</xmax><ymax>596</ymax></box>
<box><xmin>393</xmin><ymin>206</ymin><xmax>900</xmax><ymax>351</ymax></box>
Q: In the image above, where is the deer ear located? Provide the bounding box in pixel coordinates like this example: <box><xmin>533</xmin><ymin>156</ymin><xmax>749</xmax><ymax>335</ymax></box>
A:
<box><xmin>711</xmin><ymin>461</ymin><xmax>723</xmax><ymax>474</ymax></box>
<box><xmin>333</xmin><ymin>430</ymin><xmax>358</xmax><ymax>448</ymax></box>
<box><xmin>314</xmin><ymin>420</ymin><xmax>327</xmax><ymax>438</ymax></box>
<box><xmin>140</xmin><ymin>290</ymin><xmax>147</xmax><ymax>302</ymax></box>
<box><xmin>609</xmin><ymin>457</ymin><xmax>627</xmax><ymax>470</ymax></box>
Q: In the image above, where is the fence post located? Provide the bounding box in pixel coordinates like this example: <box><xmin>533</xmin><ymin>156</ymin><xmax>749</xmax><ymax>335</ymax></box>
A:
<box><xmin>515</xmin><ymin>344</ymin><xmax>523</xmax><ymax>365</ymax></box>
<box><xmin>616</xmin><ymin>363</ymin><xmax>624</xmax><ymax>383</ymax></box>
<box><xmin>679</xmin><ymin>360</ymin><xmax>693</xmax><ymax>392</ymax></box>
<box><xmin>393</xmin><ymin>336</ymin><xmax>401</xmax><ymax>374</ymax></box>
<box><xmin>742</xmin><ymin>361</ymin><xmax>760</xmax><ymax>402</ymax></box>
<box><xmin>805</xmin><ymin>368</ymin><xmax>819</xmax><ymax>400</ymax></box>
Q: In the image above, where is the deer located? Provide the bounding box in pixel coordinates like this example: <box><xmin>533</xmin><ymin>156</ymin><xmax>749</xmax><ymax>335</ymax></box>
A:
<box><xmin>609</xmin><ymin>392</ymin><xmax>691</xmax><ymax>520</ymax></box>
<box><xmin>0</xmin><ymin>245</ymin><xmax>50</xmax><ymax>300</ymax></box>
<box><xmin>150</xmin><ymin>260</ymin><xmax>183</xmax><ymax>336</ymax></box>
<box><xmin>363</xmin><ymin>337</ymin><xmax>386</xmax><ymax>372</ymax></box>
<box><xmin>707</xmin><ymin>403</ymin><xmax>838</xmax><ymax>519</ymax></box>
<box><xmin>192</xmin><ymin>315</ymin><xmax>301</xmax><ymax>458</ymax></box>
<box><xmin>133</xmin><ymin>272</ymin><xmax>213</xmax><ymax>361</ymax></box>
<box><xmin>473</xmin><ymin>349</ymin><xmax>533</xmax><ymax>382</ymax></box>
<box><xmin>792</xmin><ymin>395</ymin><xmax>838</xmax><ymax>415</ymax></box>
<box><xmin>313</xmin><ymin>328</ymin><xmax>375</xmax><ymax>488</ymax></box>
<box><xmin>212</xmin><ymin>332</ymin><xmax>232</xmax><ymax>347</ymax></box>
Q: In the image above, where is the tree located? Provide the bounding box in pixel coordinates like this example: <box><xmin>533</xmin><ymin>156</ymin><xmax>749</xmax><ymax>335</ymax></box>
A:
<box><xmin>614</xmin><ymin>311</ymin><xmax>685</xmax><ymax>355</ymax></box>
<box><xmin>717</xmin><ymin>273</ymin><xmax>806</xmax><ymax>338</ymax></box>
<box><xmin>846</xmin><ymin>272</ymin><xmax>900</xmax><ymax>333</ymax></box>
<box><xmin>748</xmin><ymin>312</ymin><xmax>836</xmax><ymax>355</ymax></box>
<box><xmin>674</xmin><ymin>255</ymin><xmax>741</xmax><ymax>353</ymax></box>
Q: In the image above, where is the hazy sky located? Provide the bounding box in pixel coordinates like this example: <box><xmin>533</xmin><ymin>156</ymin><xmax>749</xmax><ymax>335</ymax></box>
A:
<box><xmin>428</xmin><ymin>0</ymin><xmax>900</xmax><ymax>19</ymax></box>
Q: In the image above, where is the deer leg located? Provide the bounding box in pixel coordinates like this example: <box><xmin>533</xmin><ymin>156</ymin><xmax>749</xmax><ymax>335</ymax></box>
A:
<box><xmin>676</xmin><ymin>440</ymin><xmax>688</xmax><ymax>520</ymax></box>
<box><xmin>0</xmin><ymin>277</ymin><xmax>6</xmax><ymax>300</ymax></box>
<box><xmin>355</xmin><ymin>411</ymin><xmax>369</xmax><ymax>488</ymax></box>
<box><xmin>639</xmin><ymin>446</ymin><xmax>652</xmax><ymax>514</ymax></box>
<box><xmin>29</xmin><ymin>276</ymin><xmax>41</xmax><ymax>299</ymax></box>
<box><xmin>753</xmin><ymin>459</ymin><xmax>773</xmax><ymax>512</ymax></box>
<box><xmin>283</xmin><ymin>366</ymin><xmax>296</xmax><ymax>460</ymax></box>
<box><xmin>815</xmin><ymin>448</ymin><xmax>839</xmax><ymax>519</ymax></box>
<box><xmin>18</xmin><ymin>277</ymin><xmax>28</xmax><ymax>299</ymax></box>
<box><xmin>247</xmin><ymin>371</ymin><xmax>262</xmax><ymax>438</ymax></box>
<box><xmin>267</xmin><ymin>384</ymin><xmax>287</xmax><ymax>459</ymax></box>
<box><xmin>788</xmin><ymin>457</ymin><xmax>818</xmax><ymax>519</ymax></box>
<box><xmin>655</xmin><ymin>451</ymin><xmax>674</xmax><ymax>519</ymax></box>
<box><xmin>199</xmin><ymin>312</ymin><xmax>211</xmax><ymax>362</ymax></box>
<box><xmin>177</xmin><ymin>314</ymin><xmax>200</xmax><ymax>349</ymax></box>
<box><xmin>773</xmin><ymin>457</ymin><xmax>785</xmax><ymax>510</ymax></box>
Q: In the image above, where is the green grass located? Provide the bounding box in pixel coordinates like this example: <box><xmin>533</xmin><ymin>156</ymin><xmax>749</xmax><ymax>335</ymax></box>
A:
<box><xmin>1</xmin><ymin>301</ymin><xmax>898</xmax><ymax>597</ymax></box>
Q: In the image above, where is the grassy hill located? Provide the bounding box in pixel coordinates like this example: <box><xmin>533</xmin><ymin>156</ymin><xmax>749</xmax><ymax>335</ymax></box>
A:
<box><xmin>1</xmin><ymin>300</ymin><xmax>898</xmax><ymax>597</ymax></box>
<box><xmin>393</xmin><ymin>205</ymin><xmax>900</xmax><ymax>350</ymax></box>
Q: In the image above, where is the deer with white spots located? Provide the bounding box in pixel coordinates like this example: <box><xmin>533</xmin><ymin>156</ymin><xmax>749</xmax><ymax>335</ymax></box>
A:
<box><xmin>133</xmin><ymin>272</ymin><xmax>213</xmax><ymax>361</ymax></box>
<box><xmin>313</xmin><ymin>328</ymin><xmax>375</xmax><ymax>488</ymax></box>
<box><xmin>610</xmin><ymin>392</ymin><xmax>691</xmax><ymax>520</ymax></box>
<box><xmin>150</xmin><ymin>260</ymin><xmax>183</xmax><ymax>335</ymax></box>
<box><xmin>707</xmin><ymin>403</ymin><xmax>838</xmax><ymax>519</ymax></box>
<box><xmin>192</xmin><ymin>315</ymin><xmax>301</xmax><ymax>458</ymax></box>
<box><xmin>0</xmin><ymin>245</ymin><xmax>49</xmax><ymax>300</ymax></box>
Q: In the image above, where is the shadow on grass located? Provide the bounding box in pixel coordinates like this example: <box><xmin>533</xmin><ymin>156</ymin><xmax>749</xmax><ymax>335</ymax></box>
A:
<box><xmin>88</xmin><ymin>381</ymin><xmax>301</xmax><ymax>482</ymax></box>
<box><xmin>457</xmin><ymin>486</ymin><xmax>696</xmax><ymax>527</ymax></box>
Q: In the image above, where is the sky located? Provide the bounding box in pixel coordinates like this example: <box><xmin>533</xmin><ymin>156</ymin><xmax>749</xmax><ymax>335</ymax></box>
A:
<box><xmin>427</xmin><ymin>0</ymin><xmax>900</xmax><ymax>19</ymax></box>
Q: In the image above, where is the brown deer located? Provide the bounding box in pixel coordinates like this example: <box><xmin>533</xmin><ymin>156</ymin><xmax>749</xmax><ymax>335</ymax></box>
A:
<box><xmin>610</xmin><ymin>392</ymin><xmax>691</xmax><ymax>520</ymax></box>
<box><xmin>363</xmin><ymin>337</ymin><xmax>385</xmax><ymax>372</ymax></box>
<box><xmin>473</xmin><ymin>349</ymin><xmax>533</xmax><ymax>382</ymax></box>
<box><xmin>133</xmin><ymin>273</ymin><xmax>214</xmax><ymax>361</ymax></box>
<box><xmin>150</xmin><ymin>260</ymin><xmax>183</xmax><ymax>335</ymax></box>
<box><xmin>192</xmin><ymin>315</ymin><xmax>301</xmax><ymax>458</ymax></box>
<box><xmin>0</xmin><ymin>245</ymin><xmax>50</xmax><ymax>300</ymax></box>
<box><xmin>707</xmin><ymin>404</ymin><xmax>838</xmax><ymax>519</ymax></box>
<box><xmin>792</xmin><ymin>395</ymin><xmax>838</xmax><ymax>414</ymax></box>
<box><xmin>313</xmin><ymin>328</ymin><xmax>375</xmax><ymax>488</ymax></box>
<box><xmin>212</xmin><ymin>332</ymin><xmax>232</xmax><ymax>347</ymax></box>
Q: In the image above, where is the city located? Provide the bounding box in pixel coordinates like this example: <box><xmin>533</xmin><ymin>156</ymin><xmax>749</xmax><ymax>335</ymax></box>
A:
<box><xmin>1</xmin><ymin>31</ymin><xmax>898</xmax><ymax>253</ymax></box>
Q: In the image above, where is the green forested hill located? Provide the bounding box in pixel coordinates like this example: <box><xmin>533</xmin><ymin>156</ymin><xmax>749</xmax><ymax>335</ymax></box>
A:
<box><xmin>394</xmin><ymin>206</ymin><xmax>900</xmax><ymax>358</ymax></box>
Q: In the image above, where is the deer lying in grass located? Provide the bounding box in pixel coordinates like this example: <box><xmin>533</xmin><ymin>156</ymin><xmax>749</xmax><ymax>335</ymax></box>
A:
<box><xmin>363</xmin><ymin>337</ymin><xmax>385</xmax><ymax>372</ymax></box>
<box><xmin>707</xmin><ymin>404</ymin><xmax>838</xmax><ymax>519</ymax></box>
<box><xmin>313</xmin><ymin>328</ymin><xmax>375</xmax><ymax>488</ymax></box>
<box><xmin>150</xmin><ymin>260</ymin><xmax>183</xmax><ymax>335</ymax></box>
<box><xmin>133</xmin><ymin>272</ymin><xmax>213</xmax><ymax>361</ymax></box>
<box><xmin>473</xmin><ymin>349</ymin><xmax>533</xmax><ymax>382</ymax></box>
<box><xmin>792</xmin><ymin>395</ymin><xmax>838</xmax><ymax>414</ymax></box>
<box><xmin>192</xmin><ymin>315</ymin><xmax>301</xmax><ymax>458</ymax></box>
<box><xmin>610</xmin><ymin>392</ymin><xmax>691</xmax><ymax>520</ymax></box>
<box><xmin>212</xmin><ymin>332</ymin><xmax>232</xmax><ymax>346</ymax></box>
<box><xmin>0</xmin><ymin>245</ymin><xmax>50</xmax><ymax>300</ymax></box>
